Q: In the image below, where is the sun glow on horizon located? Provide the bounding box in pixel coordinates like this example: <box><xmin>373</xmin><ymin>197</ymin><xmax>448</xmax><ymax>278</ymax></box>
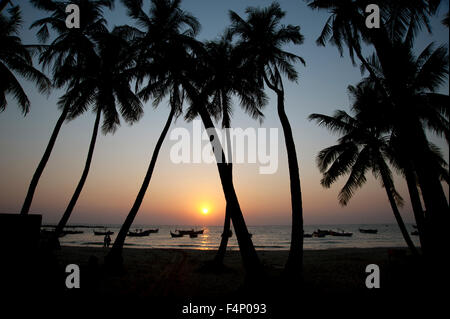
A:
<box><xmin>202</xmin><ymin>207</ymin><xmax>209</xmax><ymax>215</ymax></box>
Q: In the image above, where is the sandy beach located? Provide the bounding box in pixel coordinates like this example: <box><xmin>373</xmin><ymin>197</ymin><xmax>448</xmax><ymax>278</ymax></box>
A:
<box><xmin>52</xmin><ymin>246</ymin><xmax>415</xmax><ymax>298</ymax></box>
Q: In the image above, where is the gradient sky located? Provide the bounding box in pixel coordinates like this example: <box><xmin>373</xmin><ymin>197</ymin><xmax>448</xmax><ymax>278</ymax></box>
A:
<box><xmin>0</xmin><ymin>0</ymin><xmax>448</xmax><ymax>226</ymax></box>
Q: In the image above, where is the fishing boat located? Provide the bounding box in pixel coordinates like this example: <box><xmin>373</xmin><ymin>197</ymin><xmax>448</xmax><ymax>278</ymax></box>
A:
<box><xmin>313</xmin><ymin>229</ymin><xmax>329</xmax><ymax>237</ymax></box>
<box><xmin>127</xmin><ymin>230</ymin><xmax>151</xmax><ymax>237</ymax></box>
<box><xmin>147</xmin><ymin>228</ymin><xmax>159</xmax><ymax>233</ymax></box>
<box><xmin>189</xmin><ymin>233</ymin><xmax>198</xmax><ymax>238</ymax></box>
<box><xmin>94</xmin><ymin>230</ymin><xmax>114</xmax><ymax>236</ymax></box>
<box><xmin>330</xmin><ymin>230</ymin><xmax>353</xmax><ymax>237</ymax></box>
<box><xmin>176</xmin><ymin>229</ymin><xmax>194</xmax><ymax>235</ymax></box>
<box><xmin>303</xmin><ymin>233</ymin><xmax>313</xmax><ymax>238</ymax></box>
<box><xmin>170</xmin><ymin>231</ymin><xmax>184</xmax><ymax>238</ymax></box>
<box><xmin>359</xmin><ymin>228</ymin><xmax>378</xmax><ymax>234</ymax></box>
<box><xmin>312</xmin><ymin>231</ymin><xmax>326</xmax><ymax>238</ymax></box>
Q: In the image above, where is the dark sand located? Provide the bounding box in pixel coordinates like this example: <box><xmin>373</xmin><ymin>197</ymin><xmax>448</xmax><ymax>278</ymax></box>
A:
<box><xmin>54</xmin><ymin>246</ymin><xmax>415</xmax><ymax>298</ymax></box>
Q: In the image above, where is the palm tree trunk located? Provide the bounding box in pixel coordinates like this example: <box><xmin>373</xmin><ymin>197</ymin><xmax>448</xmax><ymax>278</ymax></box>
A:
<box><xmin>106</xmin><ymin>107</ymin><xmax>175</xmax><ymax>266</ymax></box>
<box><xmin>214</xmin><ymin>120</ymin><xmax>233</xmax><ymax>265</ymax></box>
<box><xmin>20</xmin><ymin>107</ymin><xmax>69</xmax><ymax>215</ymax></box>
<box><xmin>214</xmin><ymin>204</ymin><xmax>231</xmax><ymax>264</ymax></box>
<box><xmin>276</xmin><ymin>91</ymin><xmax>304</xmax><ymax>276</ymax></box>
<box><xmin>381</xmin><ymin>171</ymin><xmax>418</xmax><ymax>256</ymax></box>
<box><xmin>407</xmin><ymin>129</ymin><xmax>449</xmax><ymax>257</ymax></box>
<box><xmin>54</xmin><ymin>108</ymin><xmax>101</xmax><ymax>238</ymax></box>
<box><xmin>404</xmin><ymin>165</ymin><xmax>427</xmax><ymax>252</ymax></box>
<box><xmin>198</xmin><ymin>107</ymin><xmax>261</xmax><ymax>275</ymax></box>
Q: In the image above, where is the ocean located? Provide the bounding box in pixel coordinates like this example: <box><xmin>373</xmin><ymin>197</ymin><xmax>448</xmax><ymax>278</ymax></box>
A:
<box><xmin>47</xmin><ymin>224</ymin><xmax>421</xmax><ymax>250</ymax></box>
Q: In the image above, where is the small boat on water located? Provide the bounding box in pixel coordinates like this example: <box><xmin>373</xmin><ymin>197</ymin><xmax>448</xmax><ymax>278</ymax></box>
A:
<box><xmin>170</xmin><ymin>231</ymin><xmax>184</xmax><ymax>238</ymax></box>
<box><xmin>176</xmin><ymin>229</ymin><xmax>194</xmax><ymax>235</ymax></box>
<box><xmin>94</xmin><ymin>230</ymin><xmax>114</xmax><ymax>236</ymax></box>
<box><xmin>359</xmin><ymin>228</ymin><xmax>378</xmax><ymax>234</ymax></box>
<box><xmin>313</xmin><ymin>229</ymin><xmax>330</xmax><ymax>237</ymax></box>
<box><xmin>148</xmin><ymin>228</ymin><xmax>159</xmax><ymax>233</ymax></box>
<box><xmin>312</xmin><ymin>231</ymin><xmax>326</xmax><ymax>238</ymax></box>
<box><xmin>127</xmin><ymin>229</ymin><xmax>152</xmax><ymax>237</ymax></box>
<box><xmin>303</xmin><ymin>233</ymin><xmax>313</xmax><ymax>238</ymax></box>
<box><xmin>176</xmin><ymin>229</ymin><xmax>204</xmax><ymax>235</ymax></box>
<box><xmin>189</xmin><ymin>233</ymin><xmax>198</xmax><ymax>238</ymax></box>
<box><xmin>330</xmin><ymin>230</ymin><xmax>353</xmax><ymax>237</ymax></box>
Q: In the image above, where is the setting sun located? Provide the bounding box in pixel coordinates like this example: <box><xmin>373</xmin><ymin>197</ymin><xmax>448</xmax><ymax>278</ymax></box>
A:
<box><xmin>202</xmin><ymin>208</ymin><xmax>209</xmax><ymax>215</ymax></box>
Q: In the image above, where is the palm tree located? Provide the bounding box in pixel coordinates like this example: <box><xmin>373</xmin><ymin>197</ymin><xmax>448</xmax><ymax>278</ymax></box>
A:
<box><xmin>309</xmin><ymin>83</ymin><xmax>419</xmax><ymax>255</ymax></box>
<box><xmin>53</xmin><ymin>29</ymin><xmax>143</xmax><ymax>240</ymax></box>
<box><xmin>201</xmin><ymin>35</ymin><xmax>266</xmax><ymax>266</ymax></box>
<box><xmin>21</xmin><ymin>0</ymin><xmax>113</xmax><ymax>215</ymax></box>
<box><xmin>0</xmin><ymin>5</ymin><xmax>51</xmax><ymax>114</ymax></box>
<box><xmin>360</xmin><ymin>42</ymin><xmax>449</xmax><ymax>255</ymax></box>
<box><xmin>106</xmin><ymin>0</ymin><xmax>199</xmax><ymax>266</ymax></box>
<box><xmin>106</xmin><ymin>1</ymin><xmax>263</xmax><ymax>277</ymax></box>
<box><xmin>229</xmin><ymin>3</ymin><xmax>305</xmax><ymax>277</ymax></box>
<box><xmin>309</xmin><ymin>0</ymin><xmax>449</xmax><ymax>255</ymax></box>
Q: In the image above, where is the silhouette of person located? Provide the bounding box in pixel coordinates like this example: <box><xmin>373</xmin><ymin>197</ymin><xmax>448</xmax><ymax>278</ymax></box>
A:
<box><xmin>104</xmin><ymin>233</ymin><xmax>111</xmax><ymax>248</ymax></box>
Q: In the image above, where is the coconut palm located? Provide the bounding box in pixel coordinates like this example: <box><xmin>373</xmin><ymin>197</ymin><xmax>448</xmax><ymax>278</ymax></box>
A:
<box><xmin>309</xmin><ymin>84</ymin><xmax>419</xmax><ymax>254</ymax></box>
<box><xmin>53</xmin><ymin>29</ymin><xmax>143</xmax><ymax>240</ymax></box>
<box><xmin>21</xmin><ymin>0</ymin><xmax>113</xmax><ymax>215</ymax></box>
<box><xmin>229</xmin><ymin>3</ymin><xmax>305</xmax><ymax>276</ymax></box>
<box><xmin>309</xmin><ymin>0</ymin><xmax>449</xmax><ymax>254</ymax></box>
<box><xmin>357</xmin><ymin>42</ymin><xmax>449</xmax><ymax>254</ymax></box>
<box><xmin>0</xmin><ymin>5</ymin><xmax>50</xmax><ymax>114</ymax></box>
<box><xmin>106</xmin><ymin>0</ymin><xmax>200</xmax><ymax>266</ymax></box>
<box><xmin>200</xmin><ymin>35</ymin><xmax>266</xmax><ymax>266</ymax></box>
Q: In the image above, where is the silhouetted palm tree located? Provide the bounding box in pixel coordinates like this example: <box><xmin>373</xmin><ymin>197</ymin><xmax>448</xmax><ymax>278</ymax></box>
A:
<box><xmin>309</xmin><ymin>84</ymin><xmax>419</xmax><ymax>255</ymax></box>
<box><xmin>229</xmin><ymin>3</ymin><xmax>305</xmax><ymax>277</ymax></box>
<box><xmin>358</xmin><ymin>42</ymin><xmax>449</xmax><ymax>254</ymax></box>
<box><xmin>21</xmin><ymin>0</ymin><xmax>113</xmax><ymax>215</ymax></box>
<box><xmin>0</xmin><ymin>5</ymin><xmax>50</xmax><ymax>114</ymax></box>
<box><xmin>53</xmin><ymin>30</ymin><xmax>143</xmax><ymax>239</ymax></box>
<box><xmin>106</xmin><ymin>0</ymin><xmax>199</xmax><ymax>266</ymax></box>
<box><xmin>106</xmin><ymin>1</ymin><xmax>263</xmax><ymax>276</ymax></box>
<box><xmin>309</xmin><ymin>0</ymin><xmax>449</xmax><ymax>255</ymax></box>
<box><xmin>201</xmin><ymin>35</ymin><xmax>266</xmax><ymax>266</ymax></box>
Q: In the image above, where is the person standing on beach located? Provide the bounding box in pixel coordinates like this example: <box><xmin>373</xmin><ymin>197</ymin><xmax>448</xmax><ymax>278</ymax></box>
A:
<box><xmin>104</xmin><ymin>234</ymin><xmax>111</xmax><ymax>248</ymax></box>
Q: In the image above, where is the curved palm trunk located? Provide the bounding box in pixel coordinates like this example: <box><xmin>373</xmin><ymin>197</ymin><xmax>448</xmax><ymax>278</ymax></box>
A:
<box><xmin>214</xmin><ymin>204</ymin><xmax>231</xmax><ymax>264</ymax></box>
<box><xmin>20</xmin><ymin>107</ymin><xmax>69</xmax><ymax>215</ymax></box>
<box><xmin>54</xmin><ymin>108</ymin><xmax>101</xmax><ymax>238</ymax></box>
<box><xmin>214</xmin><ymin>122</ymin><xmax>233</xmax><ymax>265</ymax></box>
<box><xmin>381</xmin><ymin>171</ymin><xmax>418</xmax><ymax>256</ymax></box>
<box><xmin>276</xmin><ymin>91</ymin><xmax>304</xmax><ymax>276</ymax></box>
<box><xmin>198</xmin><ymin>107</ymin><xmax>261</xmax><ymax>275</ymax></box>
<box><xmin>401</xmin><ymin>128</ymin><xmax>448</xmax><ymax>257</ymax></box>
<box><xmin>404</xmin><ymin>165</ymin><xmax>427</xmax><ymax>252</ymax></box>
<box><xmin>106</xmin><ymin>108</ymin><xmax>175</xmax><ymax>265</ymax></box>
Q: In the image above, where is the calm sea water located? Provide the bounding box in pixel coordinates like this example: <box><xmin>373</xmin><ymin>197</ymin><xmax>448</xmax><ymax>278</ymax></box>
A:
<box><xmin>48</xmin><ymin>224</ymin><xmax>420</xmax><ymax>250</ymax></box>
